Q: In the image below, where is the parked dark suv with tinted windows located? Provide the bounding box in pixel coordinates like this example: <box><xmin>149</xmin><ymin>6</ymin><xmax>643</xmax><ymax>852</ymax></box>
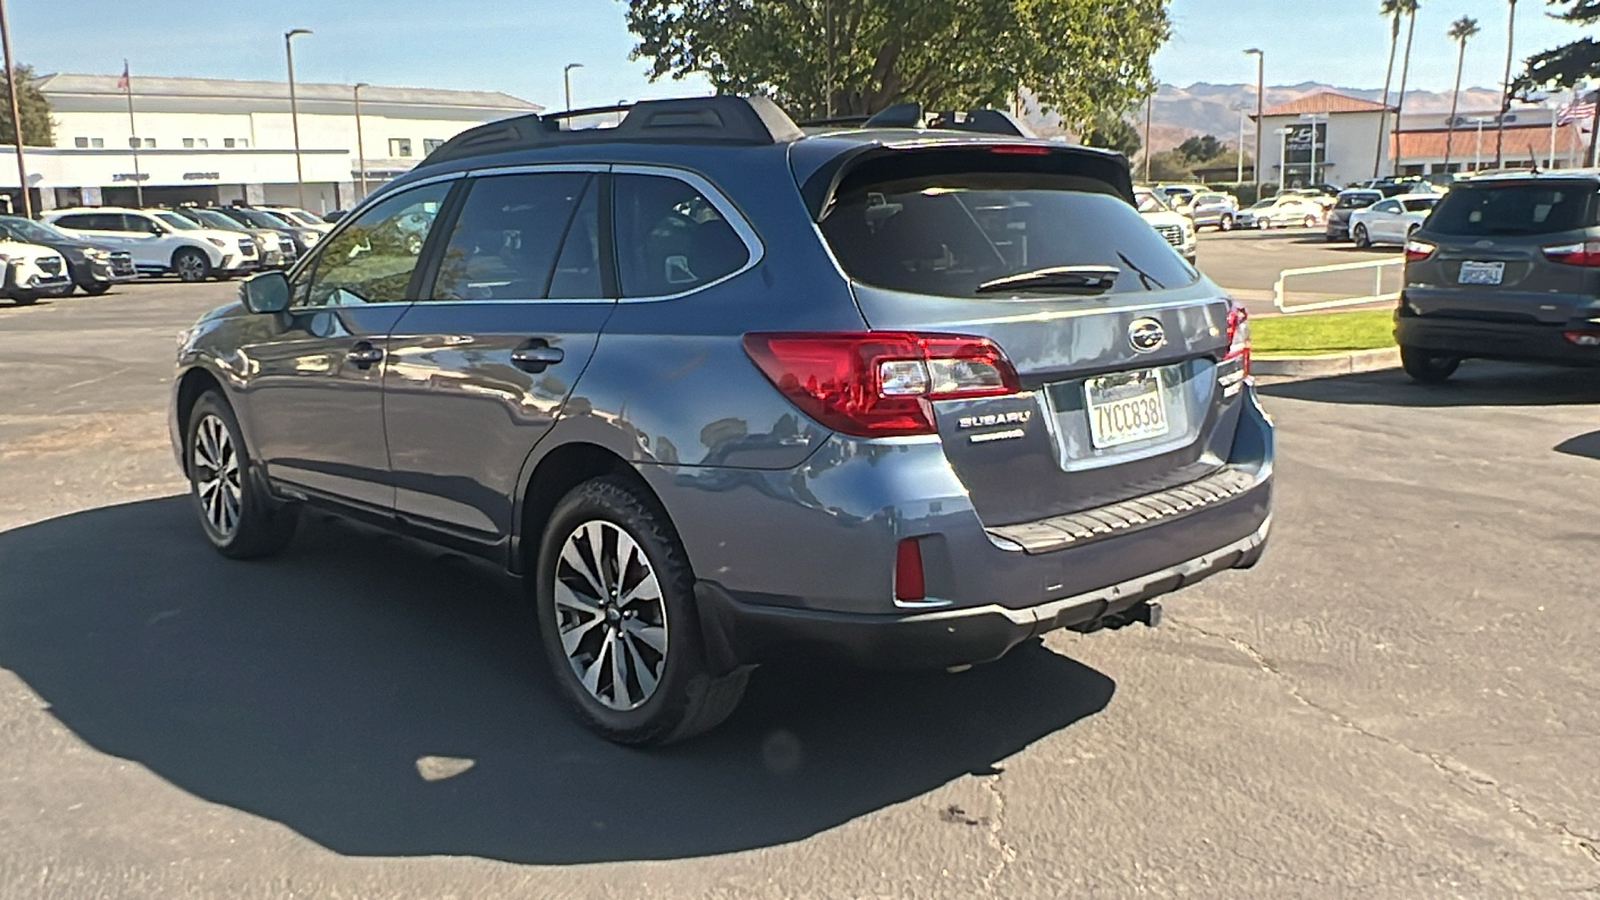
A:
<box><xmin>1397</xmin><ymin>172</ymin><xmax>1600</xmax><ymax>382</ymax></box>
<box><xmin>170</xmin><ymin>97</ymin><xmax>1274</xmax><ymax>744</ymax></box>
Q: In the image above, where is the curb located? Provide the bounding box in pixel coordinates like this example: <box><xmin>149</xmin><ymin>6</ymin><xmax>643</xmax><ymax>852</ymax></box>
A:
<box><xmin>1252</xmin><ymin>347</ymin><xmax>1400</xmax><ymax>380</ymax></box>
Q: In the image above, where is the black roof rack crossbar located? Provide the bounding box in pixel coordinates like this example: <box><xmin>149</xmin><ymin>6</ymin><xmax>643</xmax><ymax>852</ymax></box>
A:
<box><xmin>418</xmin><ymin>95</ymin><xmax>806</xmax><ymax>169</ymax></box>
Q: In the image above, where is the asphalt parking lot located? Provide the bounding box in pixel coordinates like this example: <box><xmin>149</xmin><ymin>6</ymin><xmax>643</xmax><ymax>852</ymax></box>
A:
<box><xmin>1195</xmin><ymin>226</ymin><xmax>1402</xmax><ymax>314</ymax></box>
<box><xmin>2</xmin><ymin>280</ymin><xmax>1598</xmax><ymax>898</ymax></box>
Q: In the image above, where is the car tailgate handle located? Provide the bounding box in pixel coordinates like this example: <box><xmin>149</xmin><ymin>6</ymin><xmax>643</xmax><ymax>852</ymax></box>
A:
<box><xmin>511</xmin><ymin>340</ymin><xmax>564</xmax><ymax>373</ymax></box>
<box><xmin>346</xmin><ymin>342</ymin><xmax>384</xmax><ymax>369</ymax></box>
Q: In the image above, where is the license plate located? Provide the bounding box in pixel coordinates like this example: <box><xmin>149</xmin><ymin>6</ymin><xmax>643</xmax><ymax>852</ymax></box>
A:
<box><xmin>1458</xmin><ymin>261</ymin><xmax>1505</xmax><ymax>285</ymax></box>
<box><xmin>1085</xmin><ymin>369</ymin><xmax>1169</xmax><ymax>449</ymax></box>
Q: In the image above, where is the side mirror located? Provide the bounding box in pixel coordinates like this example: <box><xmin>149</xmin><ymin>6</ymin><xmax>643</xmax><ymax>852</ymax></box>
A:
<box><xmin>240</xmin><ymin>271</ymin><xmax>291</xmax><ymax>314</ymax></box>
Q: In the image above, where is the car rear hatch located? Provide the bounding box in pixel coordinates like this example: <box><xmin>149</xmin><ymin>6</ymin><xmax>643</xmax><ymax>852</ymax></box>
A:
<box><xmin>1408</xmin><ymin>179</ymin><xmax>1600</xmax><ymax>325</ymax></box>
<box><xmin>795</xmin><ymin>141</ymin><xmax>1246</xmax><ymax>528</ymax></box>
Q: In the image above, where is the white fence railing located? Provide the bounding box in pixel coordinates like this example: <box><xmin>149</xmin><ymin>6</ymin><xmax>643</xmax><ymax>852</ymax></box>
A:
<box><xmin>1273</xmin><ymin>258</ymin><xmax>1405</xmax><ymax>313</ymax></box>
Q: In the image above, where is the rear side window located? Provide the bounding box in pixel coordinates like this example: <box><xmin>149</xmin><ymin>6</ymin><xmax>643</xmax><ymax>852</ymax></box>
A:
<box><xmin>613</xmin><ymin>174</ymin><xmax>750</xmax><ymax>297</ymax></box>
<box><xmin>1336</xmin><ymin>193</ymin><xmax>1379</xmax><ymax>210</ymax></box>
<box><xmin>1402</xmin><ymin>198</ymin><xmax>1438</xmax><ymax>214</ymax></box>
<box><xmin>430</xmin><ymin>172</ymin><xmax>594</xmax><ymax>301</ymax></box>
<box><xmin>1427</xmin><ymin>183</ymin><xmax>1598</xmax><ymax>236</ymax></box>
<box><xmin>820</xmin><ymin>172</ymin><xmax>1197</xmax><ymax>298</ymax></box>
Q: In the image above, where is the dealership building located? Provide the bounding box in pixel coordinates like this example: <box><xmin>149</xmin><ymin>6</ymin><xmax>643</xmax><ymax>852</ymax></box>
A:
<box><xmin>1253</xmin><ymin>90</ymin><xmax>1591</xmax><ymax>189</ymax></box>
<box><xmin>1</xmin><ymin>73</ymin><xmax>541</xmax><ymax>215</ymax></box>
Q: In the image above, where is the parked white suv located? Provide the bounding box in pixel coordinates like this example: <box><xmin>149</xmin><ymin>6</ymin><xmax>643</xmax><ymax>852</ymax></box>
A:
<box><xmin>0</xmin><ymin>238</ymin><xmax>73</xmax><ymax>305</ymax></box>
<box><xmin>43</xmin><ymin>207</ymin><xmax>259</xmax><ymax>282</ymax></box>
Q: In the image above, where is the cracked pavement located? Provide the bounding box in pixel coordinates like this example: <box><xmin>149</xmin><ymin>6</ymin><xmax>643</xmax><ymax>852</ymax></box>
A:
<box><xmin>1</xmin><ymin>282</ymin><xmax>1598</xmax><ymax>898</ymax></box>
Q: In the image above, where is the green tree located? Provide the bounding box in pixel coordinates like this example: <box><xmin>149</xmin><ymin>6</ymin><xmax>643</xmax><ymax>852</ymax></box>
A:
<box><xmin>1515</xmin><ymin>0</ymin><xmax>1600</xmax><ymax>165</ymax></box>
<box><xmin>624</xmin><ymin>0</ymin><xmax>1172</xmax><ymax>129</ymax></box>
<box><xmin>1372</xmin><ymin>0</ymin><xmax>1415</xmax><ymax>177</ymax></box>
<box><xmin>1142</xmin><ymin>149</ymin><xmax>1195</xmax><ymax>183</ymax></box>
<box><xmin>1177</xmin><ymin>134</ymin><xmax>1224</xmax><ymax>162</ymax></box>
<box><xmin>0</xmin><ymin>65</ymin><xmax>54</xmax><ymax>147</ymax></box>
<box><xmin>1442</xmin><ymin>16</ymin><xmax>1480</xmax><ymax>169</ymax></box>
<box><xmin>1082</xmin><ymin>114</ymin><xmax>1141</xmax><ymax>158</ymax></box>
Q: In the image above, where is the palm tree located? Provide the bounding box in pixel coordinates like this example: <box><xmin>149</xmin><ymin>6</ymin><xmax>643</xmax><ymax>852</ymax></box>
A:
<box><xmin>1372</xmin><ymin>0</ymin><xmax>1418</xmax><ymax>177</ymax></box>
<box><xmin>1390</xmin><ymin>0</ymin><xmax>1422</xmax><ymax>176</ymax></box>
<box><xmin>1443</xmin><ymin>16</ymin><xmax>1480</xmax><ymax>170</ymax></box>
<box><xmin>1493</xmin><ymin>0</ymin><xmax>1518</xmax><ymax>168</ymax></box>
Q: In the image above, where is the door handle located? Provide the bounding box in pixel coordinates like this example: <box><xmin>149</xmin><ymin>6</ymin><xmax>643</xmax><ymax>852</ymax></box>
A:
<box><xmin>510</xmin><ymin>340</ymin><xmax>564</xmax><ymax>373</ymax></box>
<box><xmin>346</xmin><ymin>342</ymin><xmax>384</xmax><ymax>369</ymax></box>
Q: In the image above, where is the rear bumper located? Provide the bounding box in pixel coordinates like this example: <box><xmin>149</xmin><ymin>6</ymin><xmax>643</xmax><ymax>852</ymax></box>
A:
<box><xmin>1395</xmin><ymin>314</ymin><xmax>1600</xmax><ymax>365</ymax></box>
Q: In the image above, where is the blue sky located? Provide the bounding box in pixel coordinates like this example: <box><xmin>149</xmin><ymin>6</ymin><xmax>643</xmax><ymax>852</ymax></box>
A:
<box><xmin>11</xmin><ymin>0</ymin><xmax>1592</xmax><ymax>108</ymax></box>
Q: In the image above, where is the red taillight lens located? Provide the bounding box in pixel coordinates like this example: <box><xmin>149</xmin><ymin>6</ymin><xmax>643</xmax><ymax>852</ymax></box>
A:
<box><xmin>894</xmin><ymin>538</ymin><xmax>925</xmax><ymax>602</ymax></box>
<box><xmin>1563</xmin><ymin>330</ymin><xmax>1600</xmax><ymax>347</ymax></box>
<box><xmin>1225</xmin><ymin>303</ymin><xmax>1251</xmax><ymax>374</ymax></box>
<box><xmin>987</xmin><ymin>144</ymin><xmax>1052</xmax><ymax>155</ymax></box>
<box><xmin>1543</xmin><ymin>240</ymin><xmax>1600</xmax><ymax>267</ymax></box>
<box><xmin>742</xmin><ymin>332</ymin><xmax>1021</xmax><ymax>437</ymax></box>
<box><xmin>1404</xmin><ymin>239</ymin><xmax>1437</xmax><ymax>262</ymax></box>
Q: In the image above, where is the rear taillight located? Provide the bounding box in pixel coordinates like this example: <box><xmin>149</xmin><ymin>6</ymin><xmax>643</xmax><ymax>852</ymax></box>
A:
<box><xmin>1543</xmin><ymin>240</ymin><xmax>1600</xmax><ymax>267</ymax></box>
<box><xmin>1218</xmin><ymin>302</ymin><xmax>1250</xmax><ymax>397</ymax></box>
<box><xmin>742</xmin><ymin>332</ymin><xmax>1021</xmax><ymax>437</ymax></box>
<box><xmin>1404</xmin><ymin>239</ymin><xmax>1437</xmax><ymax>262</ymax></box>
<box><xmin>1563</xmin><ymin>330</ymin><xmax>1600</xmax><ymax>347</ymax></box>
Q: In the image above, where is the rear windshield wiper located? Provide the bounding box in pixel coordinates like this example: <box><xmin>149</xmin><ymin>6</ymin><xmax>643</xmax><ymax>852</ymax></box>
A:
<box><xmin>975</xmin><ymin>265</ymin><xmax>1121</xmax><ymax>295</ymax></box>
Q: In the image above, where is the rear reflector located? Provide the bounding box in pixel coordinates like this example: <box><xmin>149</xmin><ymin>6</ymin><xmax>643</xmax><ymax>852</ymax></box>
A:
<box><xmin>1563</xmin><ymin>330</ymin><xmax>1600</xmax><ymax>347</ymax></box>
<box><xmin>742</xmin><ymin>332</ymin><xmax>1021</xmax><ymax>437</ymax></box>
<box><xmin>895</xmin><ymin>538</ymin><xmax>926</xmax><ymax>602</ymax></box>
<box><xmin>1543</xmin><ymin>240</ymin><xmax>1600</xmax><ymax>267</ymax></box>
<box><xmin>1404</xmin><ymin>239</ymin><xmax>1437</xmax><ymax>262</ymax></box>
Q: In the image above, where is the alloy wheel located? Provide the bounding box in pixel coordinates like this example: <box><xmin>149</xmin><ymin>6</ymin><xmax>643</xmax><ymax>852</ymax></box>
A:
<box><xmin>178</xmin><ymin>253</ymin><xmax>207</xmax><ymax>282</ymax></box>
<box><xmin>192</xmin><ymin>413</ymin><xmax>242</xmax><ymax>538</ymax></box>
<box><xmin>553</xmin><ymin>520</ymin><xmax>669</xmax><ymax>711</ymax></box>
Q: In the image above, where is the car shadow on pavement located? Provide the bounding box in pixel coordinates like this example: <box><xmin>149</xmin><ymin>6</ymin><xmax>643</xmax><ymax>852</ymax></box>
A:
<box><xmin>0</xmin><ymin>496</ymin><xmax>1114</xmax><ymax>865</ymax></box>
<box><xmin>1259</xmin><ymin>363</ymin><xmax>1600</xmax><ymax>407</ymax></box>
<box><xmin>1555</xmin><ymin>430</ymin><xmax>1600</xmax><ymax>461</ymax></box>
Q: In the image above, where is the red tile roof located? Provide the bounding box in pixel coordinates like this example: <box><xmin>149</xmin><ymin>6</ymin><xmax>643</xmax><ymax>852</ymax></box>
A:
<box><xmin>1260</xmin><ymin>92</ymin><xmax>1394</xmax><ymax>117</ymax></box>
<box><xmin>1393</xmin><ymin>124</ymin><xmax>1588</xmax><ymax>161</ymax></box>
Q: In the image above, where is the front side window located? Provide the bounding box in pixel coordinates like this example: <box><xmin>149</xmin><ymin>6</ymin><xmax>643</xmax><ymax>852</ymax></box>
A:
<box><xmin>1402</xmin><ymin>198</ymin><xmax>1439</xmax><ymax>214</ymax></box>
<box><xmin>430</xmin><ymin>172</ymin><xmax>596</xmax><ymax>301</ymax></box>
<box><xmin>613</xmin><ymin>174</ymin><xmax>749</xmax><ymax>297</ymax></box>
<box><xmin>1372</xmin><ymin>200</ymin><xmax>1402</xmax><ymax>214</ymax></box>
<box><xmin>819</xmin><ymin>171</ymin><xmax>1196</xmax><ymax>298</ymax></box>
<box><xmin>301</xmin><ymin>181</ymin><xmax>452</xmax><ymax>306</ymax></box>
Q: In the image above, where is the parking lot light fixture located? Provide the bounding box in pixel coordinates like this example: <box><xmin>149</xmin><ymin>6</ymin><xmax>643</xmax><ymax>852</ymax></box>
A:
<box><xmin>285</xmin><ymin>28</ymin><xmax>313</xmax><ymax>210</ymax></box>
<box><xmin>563</xmin><ymin>62</ymin><xmax>583</xmax><ymax>113</ymax></box>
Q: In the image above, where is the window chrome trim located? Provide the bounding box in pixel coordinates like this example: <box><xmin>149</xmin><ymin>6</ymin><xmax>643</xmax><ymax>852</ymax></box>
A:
<box><xmin>609</xmin><ymin>163</ymin><xmax>765</xmax><ymax>303</ymax></box>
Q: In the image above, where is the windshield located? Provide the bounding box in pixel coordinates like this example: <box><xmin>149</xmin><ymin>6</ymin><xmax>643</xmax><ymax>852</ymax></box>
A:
<box><xmin>0</xmin><ymin>216</ymin><xmax>74</xmax><ymax>243</ymax></box>
<box><xmin>819</xmin><ymin>174</ymin><xmax>1197</xmax><ymax>298</ymax></box>
<box><xmin>184</xmin><ymin>209</ymin><xmax>244</xmax><ymax>230</ymax></box>
<box><xmin>273</xmin><ymin>208</ymin><xmax>322</xmax><ymax>226</ymax></box>
<box><xmin>154</xmin><ymin>212</ymin><xmax>200</xmax><ymax>231</ymax></box>
<box><xmin>1135</xmin><ymin>191</ymin><xmax>1166</xmax><ymax>214</ymax></box>
<box><xmin>1427</xmin><ymin>182</ymin><xmax>1597</xmax><ymax>236</ymax></box>
<box><xmin>230</xmin><ymin>208</ymin><xmax>289</xmax><ymax>229</ymax></box>
<box><xmin>1250</xmin><ymin>199</ymin><xmax>1275</xmax><ymax>209</ymax></box>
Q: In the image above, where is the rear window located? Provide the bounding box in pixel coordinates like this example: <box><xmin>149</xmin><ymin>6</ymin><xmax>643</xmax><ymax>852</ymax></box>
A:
<box><xmin>1402</xmin><ymin>197</ymin><xmax>1438</xmax><ymax>213</ymax></box>
<box><xmin>1336</xmin><ymin>192</ymin><xmax>1380</xmax><ymax>210</ymax></box>
<box><xmin>1427</xmin><ymin>182</ymin><xmax>1598</xmax><ymax>236</ymax></box>
<box><xmin>819</xmin><ymin>172</ymin><xmax>1197</xmax><ymax>297</ymax></box>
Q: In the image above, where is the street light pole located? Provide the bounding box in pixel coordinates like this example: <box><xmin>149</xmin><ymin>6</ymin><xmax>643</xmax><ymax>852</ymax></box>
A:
<box><xmin>1234</xmin><ymin>105</ymin><xmax>1247</xmax><ymax>184</ymax></box>
<box><xmin>1245</xmin><ymin>49</ymin><xmax>1264</xmax><ymax>192</ymax></box>
<box><xmin>285</xmin><ymin>28</ymin><xmax>312</xmax><ymax>210</ymax></box>
<box><xmin>353</xmin><ymin>82</ymin><xmax>368</xmax><ymax>201</ymax></box>
<box><xmin>0</xmin><ymin>0</ymin><xmax>30</xmax><ymax>218</ymax></box>
<box><xmin>563</xmin><ymin>62</ymin><xmax>583</xmax><ymax>112</ymax></box>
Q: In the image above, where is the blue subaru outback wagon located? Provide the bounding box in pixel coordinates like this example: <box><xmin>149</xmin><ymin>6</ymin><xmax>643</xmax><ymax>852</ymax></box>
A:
<box><xmin>170</xmin><ymin>97</ymin><xmax>1274</xmax><ymax>744</ymax></box>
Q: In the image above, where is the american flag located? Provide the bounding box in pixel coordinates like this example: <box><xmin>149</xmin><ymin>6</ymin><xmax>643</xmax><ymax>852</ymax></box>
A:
<box><xmin>1558</xmin><ymin>91</ymin><xmax>1596</xmax><ymax>128</ymax></box>
<box><xmin>116</xmin><ymin>61</ymin><xmax>129</xmax><ymax>91</ymax></box>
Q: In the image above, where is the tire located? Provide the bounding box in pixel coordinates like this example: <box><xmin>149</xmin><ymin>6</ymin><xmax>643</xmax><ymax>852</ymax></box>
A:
<box><xmin>185</xmin><ymin>390</ymin><xmax>298</xmax><ymax>558</ymax></box>
<box><xmin>1303</xmin><ymin>215</ymin><xmax>1317</xmax><ymax>228</ymax></box>
<box><xmin>1219</xmin><ymin>214</ymin><xmax>1233</xmax><ymax>232</ymax></box>
<box><xmin>1256</xmin><ymin>217</ymin><xmax>1271</xmax><ymax>230</ymax></box>
<box><xmin>173</xmin><ymin>248</ymin><xmax>211</xmax><ymax>283</ymax></box>
<box><xmin>8</xmin><ymin>292</ymin><xmax>38</xmax><ymax>306</ymax></box>
<box><xmin>535</xmin><ymin>476</ymin><xmax>749</xmax><ymax>745</ymax></box>
<box><xmin>1399</xmin><ymin>345</ymin><xmax>1461</xmax><ymax>384</ymax></box>
<box><xmin>1354</xmin><ymin>224</ymin><xmax>1372</xmax><ymax>249</ymax></box>
<box><xmin>79</xmin><ymin>282</ymin><xmax>112</xmax><ymax>296</ymax></box>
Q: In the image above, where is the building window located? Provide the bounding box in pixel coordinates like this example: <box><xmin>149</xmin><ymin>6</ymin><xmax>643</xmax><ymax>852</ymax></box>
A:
<box><xmin>223</xmin><ymin>138</ymin><xmax>249</xmax><ymax>149</ymax></box>
<box><xmin>223</xmin><ymin>138</ymin><xmax>234</xmax><ymax>148</ymax></box>
<box><xmin>75</xmin><ymin>137</ymin><xmax>89</xmax><ymax>148</ymax></box>
<box><xmin>131</xmin><ymin>137</ymin><xmax>156</xmax><ymax>149</ymax></box>
<box><xmin>183</xmin><ymin>138</ymin><xmax>194</xmax><ymax>148</ymax></box>
<box><xmin>91</xmin><ymin>138</ymin><xmax>104</xmax><ymax>148</ymax></box>
<box><xmin>237</xmin><ymin>138</ymin><xmax>248</xmax><ymax>148</ymax></box>
<box><xmin>389</xmin><ymin>138</ymin><xmax>412</xmax><ymax>158</ymax></box>
<box><xmin>423</xmin><ymin>138</ymin><xmax>444</xmax><ymax>155</ymax></box>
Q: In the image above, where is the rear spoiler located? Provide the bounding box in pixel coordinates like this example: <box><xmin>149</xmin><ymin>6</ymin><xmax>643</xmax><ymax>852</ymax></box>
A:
<box><xmin>798</xmin><ymin>141</ymin><xmax>1135</xmax><ymax>222</ymax></box>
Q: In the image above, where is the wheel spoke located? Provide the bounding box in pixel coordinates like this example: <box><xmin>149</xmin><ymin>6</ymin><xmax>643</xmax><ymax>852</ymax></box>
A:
<box><xmin>561</xmin><ymin>532</ymin><xmax>607</xmax><ymax>601</ymax></box>
<box><xmin>553</xmin><ymin>579</ymin><xmax>601</xmax><ymax>617</ymax></box>
<box><xmin>623</xmin><ymin>634</ymin><xmax>658</xmax><ymax>699</ymax></box>
<box><xmin>580</xmin><ymin>641</ymin><xmax>608</xmax><ymax>697</ymax></box>
<box><xmin>559</xmin><ymin>612</ymin><xmax>604</xmax><ymax>655</ymax></box>
<box><xmin>609</xmin><ymin>632</ymin><xmax>631</xmax><ymax>707</ymax></box>
<box><xmin>623</xmin><ymin>619</ymin><xmax>667</xmax><ymax>654</ymax></box>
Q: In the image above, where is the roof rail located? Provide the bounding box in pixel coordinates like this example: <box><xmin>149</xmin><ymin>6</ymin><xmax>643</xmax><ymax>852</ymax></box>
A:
<box><xmin>800</xmin><ymin>102</ymin><xmax>1035</xmax><ymax>138</ymax></box>
<box><xmin>418</xmin><ymin>95</ymin><xmax>806</xmax><ymax>169</ymax></box>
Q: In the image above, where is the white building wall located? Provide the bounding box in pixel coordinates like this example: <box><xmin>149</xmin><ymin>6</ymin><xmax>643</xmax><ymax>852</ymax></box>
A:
<box><xmin>1262</xmin><ymin>110</ymin><xmax>1389</xmax><ymax>187</ymax></box>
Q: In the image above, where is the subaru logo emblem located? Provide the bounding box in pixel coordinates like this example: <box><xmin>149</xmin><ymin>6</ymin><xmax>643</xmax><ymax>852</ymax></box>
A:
<box><xmin>1128</xmin><ymin>318</ymin><xmax>1166</xmax><ymax>353</ymax></box>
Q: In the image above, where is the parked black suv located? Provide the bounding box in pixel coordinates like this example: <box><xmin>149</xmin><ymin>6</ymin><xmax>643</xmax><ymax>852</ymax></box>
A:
<box><xmin>0</xmin><ymin>215</ymin><xmax>137</xmax><ymax>295</ymax></box>
<box><xmin>1397</xmin><ymin>172</ymin><xmax>1600</xmax><ymax>382</ymax></box>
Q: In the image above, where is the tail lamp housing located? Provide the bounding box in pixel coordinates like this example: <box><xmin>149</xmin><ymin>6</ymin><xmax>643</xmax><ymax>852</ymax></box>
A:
<box><xmin>1543</xmin><ymin>240</ymin><xmax>1600</xmax><ymax>267</ymax></box>
<box><xmin>1217</xmin><ymin>302</ymin><xmax>1251</xmax><ymax>397</ymax></box>
<box><xmin>1404</xmin><ymin>239</ymin><xmax>1437</xmax><ymax>262</ymax></box>
<box><xmin>742</xmin><ymin>332</ymin><xmax>1021</xmax><ymax>437</ymax></box>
